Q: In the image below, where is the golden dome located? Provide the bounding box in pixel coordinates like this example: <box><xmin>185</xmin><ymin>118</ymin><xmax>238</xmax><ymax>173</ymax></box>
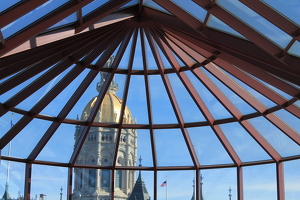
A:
<box><xmin>80</xmin><ymin>92</ymin><xmax>134</xmax><ymax>124</ymax></box>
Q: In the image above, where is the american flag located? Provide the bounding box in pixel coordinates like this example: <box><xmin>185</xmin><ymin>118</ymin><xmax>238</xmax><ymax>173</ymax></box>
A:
<box><xmin>160</xmin><ymin>181</ymin><xmax>167</xmax><ymax>187</ymax></box>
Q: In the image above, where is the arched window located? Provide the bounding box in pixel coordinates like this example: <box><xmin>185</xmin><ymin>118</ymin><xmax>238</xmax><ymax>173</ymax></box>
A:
<box><xmin>115</xmin><ymin>170</ymin><xmax>122</xmax><ymax>188</ymax></box>
<box><xmin>89</xmin><ymin>169</ymin><xmax>96</xmax><ymax>187</ymax></box>
<box><xmin>101</xmin><ymin>169</ymin><xmax>110</xmax><ymax>188</ymax></box>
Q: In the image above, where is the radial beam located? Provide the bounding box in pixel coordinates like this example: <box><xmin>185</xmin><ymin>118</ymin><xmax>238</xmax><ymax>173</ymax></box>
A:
<box><xmin>74</xmin><ymin>0</ymin><xmax>131</xmax><ymax>33</ymax></box>
<box><xmin>69</xmin><ymin>29</ymin><xmax>134</xmax><ymax>165</ymax></box>
<box><xmin>146</xmin><ymin>28</ymin><xmax>200</xmax><ymax>168</ymax></box>
<box><xmin>140</xmin><ymin>28</ymin><xmax>158</xmax><ymax>170</ymax></box>
<box><xmin>276</xmin><ymin>162</ymin><xmax>285</xmax><ymax>200</ymax></box>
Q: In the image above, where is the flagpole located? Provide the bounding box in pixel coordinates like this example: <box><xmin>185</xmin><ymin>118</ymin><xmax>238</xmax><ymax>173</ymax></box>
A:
<box><xmin>166</xmin><ymin>176</ymin><xmax>168</xmax><ymax>200</ymax></box>
<box><xmin>5</xmin><ymin>113</ymin><xmax>13</xmax><ymax>192</ymax></box>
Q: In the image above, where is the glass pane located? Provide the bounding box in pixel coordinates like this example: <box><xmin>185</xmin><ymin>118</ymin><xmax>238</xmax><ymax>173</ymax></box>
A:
<box><xmin>261</xmin><ymin>0</ymin><xmax>300</xmax><ymax>25</ymax></box>
<box><xmin>114</xmin><ymin>170</ymin><xmax>153</xmax><ymax>200</ymax></box>
<box><xmin>219</xmin><ymin>122</ymin><xmax>271</xmax><ymax>162</ymax></box>
<box><xmin>0</xmin><ymin>111</ymin><xmax>23</xmax><ymax>139</ymax></box>
<box><xmin>216</xmin><ymin>0</ymin><xmax>292</xmax><ymax>49</ymax></box>
<box><xmin>149</xmin><ymin>75</ymin><xmax>178</xmax><ymax>124</ymax></box>
<box><xmin>0</xmin><ymin>0</ymin><xmax>21</xmax><ymax>13</ymax></box>
<box><xmin>48</xmin><ymin>13</ymin><xmax>77</xmax><ymax>29</ymax></box>
<box><xmin>31</xmin><ymin>164</ymin><xmax>68</xmax><ymax>200</ymax></box>
<box><xmin>284</xmin><ymin>159</ymin><xmax>300</xmax><ymax>200</ymax></box>
<box><xmin>185</xmin><ymin>70</ymin><xmax>233</xmax><ymax>120</ymax></box>
<box><xmin>188</xmin><ymin>127</ymin><xmax>233</xmax><ymax>165</ymax></box>
<box><xmin>243</xmin><ymin>164</ymin><xmax>277</xmax><ymax>200</ymax></box>
<box><xmin>0</xmin><ymin>161</ymin><xmax>25</xmax><ymax>200</ymax></box>
<box><xmin>40</xmin><ymin>69</ymin><xmax>89</xmax><ymax>117</ymax></box>
<box><xmin>201</xmin><ymin>168</ymin><xmax>237</xmax><ymax>200</ymax></box>
<box><xmin>202</xmin><ymin>68</ymin><xmax>256</xmax><ymax>115</ymax></box>
<box><xmin>73</xmin><ymin>168</ymin><xmax>112</xmax><ymax>200</ymax></box>
<box><xmin>66</xmin><ymin>71</ymin><xmax>106</xmax><ymax>120</ymax></box>
<box><xmin>143</xmin><ymin>1</ymin><xmax>171</xmax><ymax>14</ymax></box>
<box><xmin>15</xmin><ymin>65</ymin><xmax>73</xmax><ymax>111</ymax></box>
<box><xmin>2</xmin><ymin>118</ymin><xmax>52</xmax><ymax>159</ymax></box>
<box><xmin>118</xmin><ymin>34</ymin><xmax>134</xmax><ymax>70</ymax></box>
<box><xmin>167</xmin><ymin>73</ymin><xmax>206</xmax><ymax>123</ymax></box>
<box><xmin>207</xmin><ymin>14</ymin><xmax>247</xmax><ymax>39</ymax></box>
<box><xmin>120</xmin><ymin>129</ymin><xmax>153</xmax><ymax>167</ymax></box>
<box><xmin>120</xmin><ymin>0</ymin><xmax>138</xmax><ymax>9</ymax></box>
<box><xmin>157</xmin><ymin>170</ymin><xmax>195</xmax><ymax>200</ymax></box>
<box><xmin>144</xmin><ymin>33</ymin><xmax>158</xmax><ymax>70</ymax></box>
<box><xmin>36</xmin><ymin>123</ymin><xmax>77</xmax><ymax>163</ymax></box>
<box><xmin>124</xmin><ymin>75</ymin><xmax>149</xmax><ymax>124</ymax></box>
<box><xmin>74</xmin><ymin>127</ymin><xmax>117</xmax><ymax>167</ymax></box>
<box><xmin>132</xmin><ymin>30</ymin><xmax>143</xmax><ymax>70</ymax></box>
<box><xmin>274</xmin><ymin>109</ymin><xmax>300</xmax><ymax>135</ymax></box>
<box><xmin>170</xmin><ymin>0</ymin><xmax>207</xmax><ymax>22</ymax></box>
<box><xmin>154</xmin><ymin>129</ymin><xmax>193</xmax><ymax>166</ymax></box>
<box><xmin>247</xmin><ymin>117</ymin><xmax>300</xmax><ymax>157</ymax></box>
<box><xmin>220</xmin><ymin>67</ymin><xmax>276</xmax><ymax>108</ymax></box>
<box><xmin>0</xmin><ymin>64</ymin><xmax>56</xmax><ymax>104</ymax></box>
<box><xmin>82</xmin><ymin>0</ymin><xmax>109</xmax><ymax>16</ymax></box>
<box><xmin>1</xmin><ymin>0</ymin><xmax>70</xmax><ymax>39</ymax></box>
<box><xmin>288</xmin><ymin>40</ymin><xmax>300</xmax><ymax>57</ymax></box>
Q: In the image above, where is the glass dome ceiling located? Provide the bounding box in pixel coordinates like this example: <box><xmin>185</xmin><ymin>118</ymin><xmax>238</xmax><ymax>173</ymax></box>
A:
<box><xmin>0</xmin><ymin>1</ymin><xmax>300</xmax><ymax>200</ymax></box>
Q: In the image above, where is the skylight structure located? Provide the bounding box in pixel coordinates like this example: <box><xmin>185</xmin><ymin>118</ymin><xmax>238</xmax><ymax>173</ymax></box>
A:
<box><xmin>0</xmin><ymin>1</ymin><xmax>299</xmax><ymax>200</ymax></box>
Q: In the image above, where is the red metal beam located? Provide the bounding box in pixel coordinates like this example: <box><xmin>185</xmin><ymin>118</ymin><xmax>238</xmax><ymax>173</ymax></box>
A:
<box><xmin>0</xmin><ymin>0</ymin><xmax>95</xmax><ymax>57</ymax></box>
<box><xmin>69</xmin><ymin>29</ymin><xmax>134</xmax><ymax>165</ymax></box>
<box><xmin>24</xmin><ymin>163</ymin><xmax>32</xmax><ymax>200</ymax></box>
<box><xmin>74</xmin><ymin>0</ymin><xmax>131</xmax><ymax>33</ymax></box>
<box><xmin>140</xmin><ymin>28</ymin><xmax>157</xmax><ymax>169</ymax></box>
<box><xmin>276</xmin><ymin>162</ymin><xmax>285</xmax><ymax>200</ymax></box>
<box><xmin>145</xmin><ymin>28</ymin><xmax>200</xmax><ymax>168</ymax></box>
<box><xmin>0</xmin><ymin>0</ymin><xmax>48</xmax><ymax>29</ymax></box>
<box><xmin>237</xmin><ymin>166</ymin><xmax>244</xmax><ymax>200</ymax></box>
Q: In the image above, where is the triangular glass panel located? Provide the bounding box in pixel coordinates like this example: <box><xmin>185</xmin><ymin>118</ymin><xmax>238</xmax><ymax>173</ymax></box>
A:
<box><xmin>167</xmin><ymin>73</ymin><xmax>206</xmax><ymax>122</ymax></box>
<box><xmin>2</xmin><ymin>118</ymin><xmax>52</xmax><ymax>158</ymax></box>
<box><xmin>247</xmin><ymin>117</ymin><xmax>300</xmax><ymax>157</ymax></box>
<box><xmin>219</xmin><ymin>67</ymin><xmax>277</xmax><ymax>108</ymax></box>
<box><xmin>0</xmin><ymin>111</ymin><xmax>23</xmax><ymax>140</ymax></box>
<box><xmin>171</xmin><ymin>0</ymin><xmax>207</xmax><ymax>22</ymax></box>
<box><xmin>118</xmin><ymin>34</ymin><xmax>134</xmax><ymax>69</ymax></box>
<box><xmin>36</xmin><ymin>123</ymin><xmax>78</xmax><ymax>163</ymax></box>
<box><xmin>117</xmin><ymin>129</ymin><xmax>153</xmax><ymax>167</ymax></box>
<box><xmin>74</xmin><ymin>125</ymin><xmax>118</xmax><ymax>167</ymax></box>
<box><xmin>144</xmin><ymin>32</ymin><xmax>159</xmax><ymax>70</ymax></box>
<box><xmin>148</xmin><ymin>75</ymin><xmax>178</xmax><ymax>124</ymax></box>
<box><xmin>132</xmin><ymin>30</ymin><xmax>143</xmax><ymax>70</ymax></box>
<box><xmin>124</xmin><ymin>74</ymin><xmax>149</xmax><ymax>124</ymax></box>
<box><xmin>207</xmin><ymin>14</ymin><xmax>247</xmax><ymax>39</ymax></box>
<box><xmin>15</xmin><ymin>64</ymin><xmax>73</xmax><ymax>111</ymax></box>
<box><xmin>40</xmin><ymin>68</ymin><xmax>89</xmax><ymax>117</ymax></box>
<box><xmin>156</xmin><ymin>43</ymin><xmax>170</xmax><ymax>69</ymax></box>
<box><xmin>218</xmin><ymin>122</ymin><xmax>271</xmax><ymax>162</ymax></box>
<box><xmin>120</xmin><ymin>0</ymin><xmax>138</xmax><ymax>10</ymax></box>
<box><xmin>154</xmin><ymin>129</ymin><xmax>194</xmax><ymax>166</ymax></box>
<box><xmin>187</xmin><ymin>126</ymin><xmax>233</xmax><ymax>165</ymax></box>
<box><xmin>201</xmin><ymin>68</ymin><xmax>256</xmax><ymax>115</ymax></box>
<box><xmin>1</xmin><ymin>63</ymin><xmax>56</xmax><ymax>103</ymax></box>
<box><xmin>184</xmin><ymin>70</ymin><xmax>233</xmax><ymax>120</ymax></box>
<box><xmin>143</xmin><ymin>1</ymin><xmax>171</xmax><ymax>14</ymax></box>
